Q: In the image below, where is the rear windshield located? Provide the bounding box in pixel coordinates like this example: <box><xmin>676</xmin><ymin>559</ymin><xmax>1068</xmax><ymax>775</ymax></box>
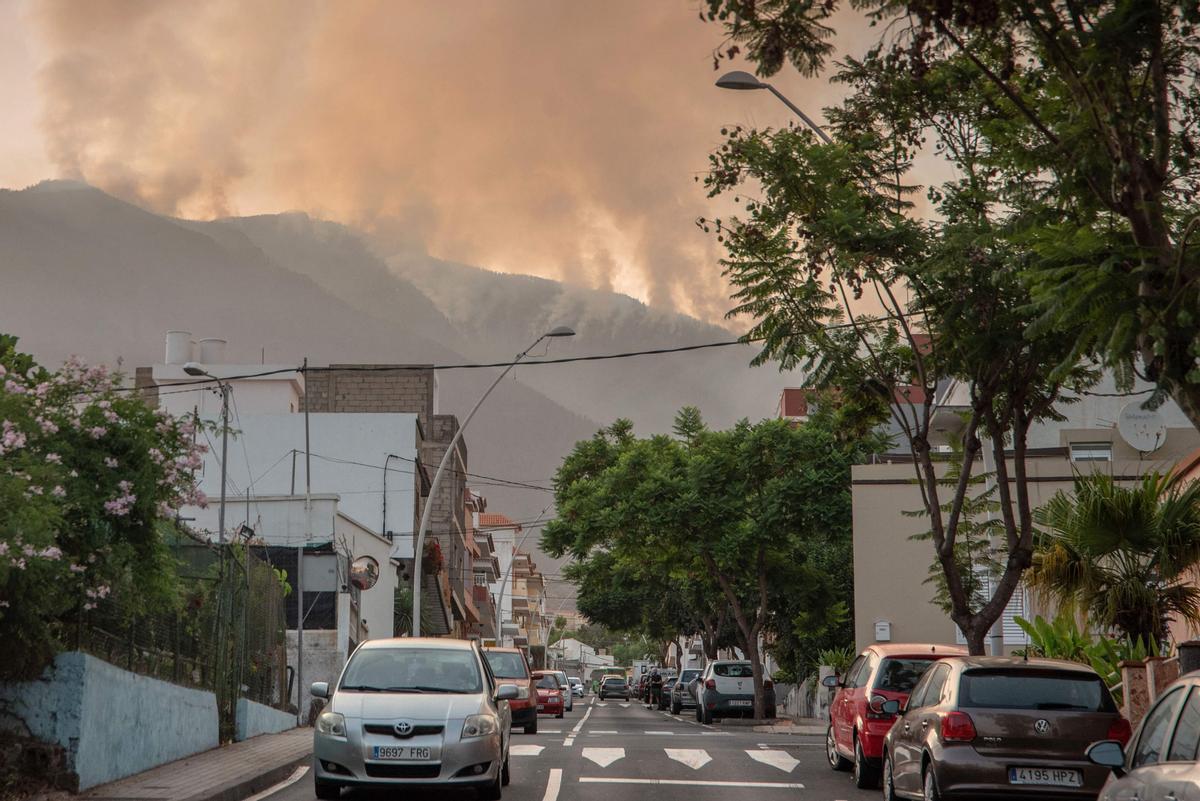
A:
<box><xmin>484</xmin><ymin>651</ymin><xmax>528</xmax><ymax>679</ymax></box>
<box><xmin>535</xmin><ymin>674</ymin><xmax>559</xmax><ymax>690</ymax></box>
<box><xmin>341</xmin><ymin>647</ymin><xmax>482</xmax><ymax>694</ymax></box>
<box><xmin>714</xmin><ymin>663</ymin><xmax>754</xmax><ymax>678</ymax></box>
<box><xmin>873</xmin><ymin>659</ymin><xmax>935</xmax><ymax>693</ymax></box>
<box><xmin>679</xmin><ymin>670</ymin><xmax>701</xmax><ymax>682</ymax></box>
<box><xmin>604</xmin><ymin>678</ymin><xmax>626</xmax><ymax>686</ymax></box>
<box><xmin>959</xmin><ymin>669</ymin><xmax>1116</xmax><ymax>712</ymax></box>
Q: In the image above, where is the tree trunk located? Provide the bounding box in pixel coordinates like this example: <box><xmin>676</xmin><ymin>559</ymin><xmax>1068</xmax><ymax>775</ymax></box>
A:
<box><xmin>964</xmin><ymin>624</ymin><xmax>987</xmax><ymax>656</ymax></box>
<box><xmin>743</xmin><ymin>634</ymin><xmax>768</xmax><ymax>720</ymax></box>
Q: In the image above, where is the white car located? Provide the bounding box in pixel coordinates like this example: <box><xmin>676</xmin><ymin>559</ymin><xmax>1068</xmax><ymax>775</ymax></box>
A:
<box><xmin>694</xmin><ymin>659</ymin><xmax>776</xmax><ymax>724</ymax></box>
<box><xmin>550</xmin><ymin>670</ymin><xmax>574</xmax><ymax>711</ymax></box>
<box><xmin>568</xmin><ymin>676</ymin><xmax>585</xmax><ymax>697</ymax></box>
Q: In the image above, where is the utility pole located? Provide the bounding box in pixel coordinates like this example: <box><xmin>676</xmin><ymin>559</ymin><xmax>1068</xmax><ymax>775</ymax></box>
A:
<box><xmin>297</xmin><ymin>357</ymin><xmax>310</xmax><ymax>725</ymax></box>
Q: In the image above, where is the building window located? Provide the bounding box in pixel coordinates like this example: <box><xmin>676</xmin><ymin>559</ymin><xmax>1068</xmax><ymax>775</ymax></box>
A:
<box><xmin>1070</xmin><ymin>441</ymin><xmax>1112</xmax><ymax>462</ymax></box>
<box><xmin>474</xmin><ymin>574</ymin><xmax>489</xmax><ymax>586</ymax></box>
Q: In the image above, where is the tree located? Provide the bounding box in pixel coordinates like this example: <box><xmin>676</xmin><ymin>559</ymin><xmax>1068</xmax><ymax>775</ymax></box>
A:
<box><xmin>700</xmin><ymin>19</ymin><xmax>1097</xmax><ymax>652</ymax></box>
<box><xmin>703</xmin><ymin>1</ymin><xmax>1200</xmax><ymax>429</ymax></box>
<box><xmin>1029</xmin><ymin>472</ymin><xmax>1200</xmax><ymax>646</ymax></box>
<box><xmin>545</xmin><ymin>407</ymin><xmax>879</xmax><ymax>717</ymax></box>
<box><xmin>0</xmin><ymin>335</ymin><xmax>207</xmax><ymax>678</ymax></box>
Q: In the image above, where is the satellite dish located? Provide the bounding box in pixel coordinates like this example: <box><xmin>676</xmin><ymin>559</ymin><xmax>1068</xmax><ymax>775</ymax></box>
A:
<box><xmin>1118</xmin><ymin>402</ymin><xmax>1167</xmax><ymax>453</ymax></box>
<box><xmin>349</xmin><ymin>555</ymin><xmax>380</xmax><ymax>591</ymax></box>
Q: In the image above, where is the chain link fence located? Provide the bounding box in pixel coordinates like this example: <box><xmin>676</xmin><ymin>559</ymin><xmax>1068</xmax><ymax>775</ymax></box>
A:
<box><xmin>72</xmin><ymin>540</ymin><xmax>290</xmax><ymax>741</ymax></box>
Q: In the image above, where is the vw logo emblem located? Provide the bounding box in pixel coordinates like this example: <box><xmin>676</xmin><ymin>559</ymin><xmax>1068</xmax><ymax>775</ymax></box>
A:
<box><xmin>394</xmin><ymin>720</ymin><xmax>414</xmax><ymax>737</ymax></box>
<box><xmin>1034</xmin><ymin>719</ymin><xmax>1050</xmax><ymax>734</ymax></box>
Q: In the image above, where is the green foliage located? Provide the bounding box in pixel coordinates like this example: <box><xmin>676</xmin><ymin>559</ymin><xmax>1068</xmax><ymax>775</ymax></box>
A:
<box><xmin>1029</xmin><ymin>473</ymin><xmax>1200</xmax><ymax>647</ymax></box>
<box><xmin>816</xmin><ymin>644</ymin><xmax>856</xmax><ymax>676</ymax></box>
<box><xmin>0</xmin><ymin>335</ymin><xmax>207</xmax><ymax>679</ymax></box>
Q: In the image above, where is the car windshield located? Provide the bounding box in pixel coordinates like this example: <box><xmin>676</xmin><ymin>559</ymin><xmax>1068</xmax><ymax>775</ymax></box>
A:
<box><xmin>340</xmin><ymin>647</ymin><xmax>482</xmax><ymax>693</ymax></box>
<box><xmin>959</xmin><ymin>669</ymin><xmax>1116</xmax><ymax>712</ymax></box>
<box><xmin>535</xmin><ymin>675</ymin><xmax>559</xmax><ymax>690</ymax></box>
<box><xmin>874</xmin><ymin>658</ymin><xmax>935</xmax><ymax>693</ymax></box>
<box><xmin>680</xmin><ymin>670</ymin><xmax>700</xmax><ymax>682</ymax></box>
<box><xmin>714</xmin><ymin>663</ymin><xmax>754</xmax><ymax>678</ymax></box>
<box><xmin>484</xmin><ymin>651</ymin><xmax>528</xmax><ymax>679</ymax></box>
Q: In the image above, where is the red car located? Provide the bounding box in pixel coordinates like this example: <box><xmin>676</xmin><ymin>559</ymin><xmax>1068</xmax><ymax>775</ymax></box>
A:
<box><xmin>823</xmin><ymin>642</ymin><xmax>967</xmax><ymax>789</ymax></box>
<box><xmin>484</xmin><ymin>646</ymin><xmax>539</xmax><ymax>734</ymax></box>
<box><xmin>533</xmin><ymin>671</ymin><xmax>566</xmax><ymax>718</ymax></box>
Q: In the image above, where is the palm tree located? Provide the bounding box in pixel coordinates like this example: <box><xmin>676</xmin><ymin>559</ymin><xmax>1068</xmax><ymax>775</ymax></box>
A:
<box><xmin>1029</xmin><ymin>472</ymin><xmax>1200</xmax><ymax>646</ymax></box>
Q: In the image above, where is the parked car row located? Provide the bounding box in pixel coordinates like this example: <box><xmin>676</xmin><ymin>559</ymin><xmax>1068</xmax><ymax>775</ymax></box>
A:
<box><xmin>824</xmin><ymin>642</ymin><xmax>1141</xmax><ymax>800</ymax></box>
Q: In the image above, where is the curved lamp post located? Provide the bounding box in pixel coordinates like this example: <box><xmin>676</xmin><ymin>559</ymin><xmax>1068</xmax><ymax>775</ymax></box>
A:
<box><xmin>715</xmin><ymin>70</ymin><xmax>833</xmax><ymax>144</ymax></box>
<box><xmin>411</xmin><ymin>326</ymin><xmax>575</xmax><ymax>636</ymax></box>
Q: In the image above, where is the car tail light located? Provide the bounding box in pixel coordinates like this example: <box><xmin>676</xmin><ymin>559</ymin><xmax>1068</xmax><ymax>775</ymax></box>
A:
<box><xmin>705</xmin><ymin>679</ymin><xmax>716</xmax><ymax>689</ymax></box>
<box><xmin>1108</xmin><ymin>717</ymin><xmax>1132</xmax><ymax>745</ymax></box>
<box><xmin>940</xmin><ymin>711</ymin><xmax>976</xmax><ymax>742</ymax></box>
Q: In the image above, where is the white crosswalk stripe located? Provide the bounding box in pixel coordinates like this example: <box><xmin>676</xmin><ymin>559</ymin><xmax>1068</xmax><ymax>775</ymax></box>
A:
<box><xmin>582</xmin><ymin>747</ymin><xmax>625</xmax><ymax>768</ymax></box>
<box><xmin>664</xmin><ymin>748</ymin><xmax>711</xmax><ymax>770</ymax></box>
<box><xmin>746</xmin><ymin>749</ymin><xmax>800</xmax><ymax>773</ymax></box>
<box><xmin>619</xmin><ymin>703</ymin><xmax>631</xmax><ymax>708</ymax></box>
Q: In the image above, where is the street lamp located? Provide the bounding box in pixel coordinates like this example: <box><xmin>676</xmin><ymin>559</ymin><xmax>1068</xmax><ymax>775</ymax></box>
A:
<box><xmin>410</xmin><ymin>326</ymin><xmax>575</xmax><ymax>636</ymax></box>
<box><xmin>715</xmin><ymin>70</ymin><xmax>833</xmax><ymax>144</ymax></box>
<box><xmin>182</xmin><ymin>362</ymin><xmax>231</xmax><ymax>545</ymax></box>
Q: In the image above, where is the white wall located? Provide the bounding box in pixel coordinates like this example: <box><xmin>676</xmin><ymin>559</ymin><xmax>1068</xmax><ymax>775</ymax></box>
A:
<box><xmin>489</xmin><ymin>528</ymin><xmax>516</xmax><ymax>638</ymax></box>
<box><xmin>152</xmin><ymin>364</ymin><xmax>304</xmax><ymax>417</ymax></box>
<box><xmin>185</xmin><ymin>412</ymin><xmax>417</xmax><ymax>559</ymax></box>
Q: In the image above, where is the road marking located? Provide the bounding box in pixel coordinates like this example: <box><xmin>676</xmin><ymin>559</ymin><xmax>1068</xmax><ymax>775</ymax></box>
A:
<box><xmin>596</xmin><ymin>702</ymin><xmax>608</xmax><ymax>707</ymax></box>
<box><xmin>244</xmin><ymin>766</ymin><xmax>308</xmax><ymax>801</ymax></box>
<box><xmin>542</xmin><ymin>768</ymin><xmax>563</xmax><ymax>801</ymax></box>
<box><xmin>664</xmin><ymin>748</ymin><xmax>711</xmax><ymax>770</ymax></box>
<box><xmin>572</xmin><ymin>706</ymin><xmax>593</xmax><ymax>733</ymax></box>
<box><xmin>590</xmin><ymin>730</ymin><xmax>619</xmax><ymax>734</ymax></box>
<box><xmin>644</xmin><ymin>730</ymin><xmax>674</xmax><ymax>735</ymax></box>
<box><xmin>511</xmin><ymin>744</ymin><xmax>545</xmax><ymax>756</ymax></box>
<box><xmin>581</xmin><ymin>747</ymin><xmax>625</xmax><ymax>768</ymax></box>
<box><xmin>579</xmin><ymin>777</ymin><xmax>804</xmax><ymax>789</ymax></box>
<box><xmin>746</xmin><ymin>749</ymin><xmax>800</xmax><ymax>773</ymax></box>
<box><xmin>619</xmin><ymin>703</ymin><xmax>631</xmax><ymax>708</ymax></box>
<box><xmin>541</xmin><ymin>730</ymin><xmax>561</xmax><ymax>734</ymax></box>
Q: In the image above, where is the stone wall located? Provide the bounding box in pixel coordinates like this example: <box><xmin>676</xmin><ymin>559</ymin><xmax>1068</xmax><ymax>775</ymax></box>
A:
<box><xmin>234</xmin><ymin>698</ymin><xmax>296</xmax><ymax>742</ymax></box>
<box><xmin>0</xmin><ymin>652</ymin><xmax>218</xmax><ymax>790</ymax></box>
<box><xmin>301</xmin><ymin>365</ymin><xmax>435</xmax><ymax>432</ymax></box>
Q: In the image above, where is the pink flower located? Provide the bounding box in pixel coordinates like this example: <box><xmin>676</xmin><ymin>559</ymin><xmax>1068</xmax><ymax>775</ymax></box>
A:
<box><xmin>88</xmin><ymin>426</ymin><xmax>107</xmax><ymax>439</ymax></box>
<box><xmin>4</xmin><ymin>380</ymin><xmax>25</xmax><ymax>395</ymax></box>
<box><xmin>45</xmin><ymin>453</ymin><xmax>62</xmax><ymax>464</ymax></box>
<box><xmin>69</xmin><ymin>562</ymin><xmax>86</xmax><ymax>573</ymax></box>
<box><xmin>51</xmin><ymin>485</ymin><xmax>66</xmax><ymax>498</ymax></box>
<box><xmin>104</xmin><ymin>457</ymin><xmax>118</xmax><ymax>468</ymax></box>
<box><xmin>38</xmin><ymin>546</ymin><xmax>62</xmax><ymax>560</ymax></box>
<box><xmin>38</xmin><ymin>418</ymin><xmax>59</xmax><ymax>434</ymax></box>
<box><xmin>28</xmin><ymin>485</ymin><xmax>43</xmax><ymax>496</ymax></box>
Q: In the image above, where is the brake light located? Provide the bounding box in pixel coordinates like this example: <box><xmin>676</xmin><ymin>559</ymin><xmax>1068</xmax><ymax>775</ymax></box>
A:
<box><xmin>1108</xmin><ymin>717</ymin><xmax>1132</xmax><ymax>745</ymax></box>
<box><xmin>940</xmin><ymin>711</ymin><xmax>976</xmax><ymax>742</ymax></box>
<box><xmin>705</xmin><ymin>679</ymin><xmax>716</xmax><ymax>689</ymax></box>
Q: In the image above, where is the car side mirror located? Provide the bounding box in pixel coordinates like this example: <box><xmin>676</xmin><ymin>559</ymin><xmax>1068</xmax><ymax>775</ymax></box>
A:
<box><xmin>310</xmin><ymin>681</ymin><xmax>330</xmax><ymax>699</ymax></box>
<box><xmin>821</xmin><ymin>675</ymin><xmax>841</xmax><ymax>689</ymax></box>
<box><xmin>1086</xmin><ymin>741</ymin><xmax>1126</xmax><ymax>777</ymax></box>
<box><xmin>869</xmin><ymin>694</ymin><xmax>888</xmax><ymax>714</ymax></box>
<box><xmin>495</xmin><ymin>683</ymin><xmax>520</xmax><ymax>702</ymax></box>
<box><xmin>881</xmin><ymin>699</ymin><xmax>902</xmax><ymax>715</ymax></box>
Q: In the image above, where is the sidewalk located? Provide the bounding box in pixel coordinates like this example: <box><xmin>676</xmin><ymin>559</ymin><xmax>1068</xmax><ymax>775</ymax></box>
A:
<box><xmin>80</xmin><ymin>728</ymin><xmax>311</xmax><ymax>801</ymax></box>
<box><xmin>752</xmin><ymin>719</ymin><xmax>826</xmax><ymax>735</ymax></box>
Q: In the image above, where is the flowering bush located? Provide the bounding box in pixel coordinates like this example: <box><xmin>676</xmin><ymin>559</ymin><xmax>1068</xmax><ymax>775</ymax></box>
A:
<box><xmin>0</xmin><ymin>335</ymin><xmax>208</xmax><ymax>679</ymax></box>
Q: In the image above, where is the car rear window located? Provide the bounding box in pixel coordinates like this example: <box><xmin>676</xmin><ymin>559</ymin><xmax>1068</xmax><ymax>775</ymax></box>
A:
<box><xmin>959</xmin><ymin>669</ymin><xmax>1116</xmax><ymax>712</ymax></box>
<box><xmin>484</xmin><ymin>651</ymin><xmax>528</xmax><ymax>679</ymax></box>
<box><xmin>535</xmin><ymin>674</ymin><xmax>559</xmax><ymax>690</ymax></box>
<box><xmin>714</xmin><ymin>663</ymin><xmax>754</xmax><ymax>678</ymax></box>
<box><xmin>679</xmin><ymin>670</ymin><xmax>701</xmax><ymax>682</ymax></box>
<box><xmin>341</xmin><ymin>647</ymin><xmax>482</xmax><ymax>693</ymax></box>
<box><xmin>873</xmin><ymin>659</ymin><xmax>935</xmax><ymax>693</ymax></box>
<box><xmin>604</xmin><ymin>678</ymin><xmax>625</xmax><ymax>686</ymax></box>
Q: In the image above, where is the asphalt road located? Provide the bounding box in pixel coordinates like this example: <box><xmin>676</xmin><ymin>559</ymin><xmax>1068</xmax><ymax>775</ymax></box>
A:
<box><xmin>260</xmin><ymin>696</ymin><xmax>877</xmax><ymax>801</ymax></box>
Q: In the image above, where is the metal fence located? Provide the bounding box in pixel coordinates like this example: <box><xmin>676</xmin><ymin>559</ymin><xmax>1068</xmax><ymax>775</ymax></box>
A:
<box><xmin>72</xmin><ymin>540</ymin><xmax>290</xmax><ymax>741</ymax></box>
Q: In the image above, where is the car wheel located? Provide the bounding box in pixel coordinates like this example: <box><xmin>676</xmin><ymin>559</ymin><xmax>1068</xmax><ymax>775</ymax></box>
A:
<box><xmin>478</xmin><ymin>765</ymin><xmax>503</xmax><ymax>800</ymax></box>
<box><xmin>883</xmin><ymin>752</ymin><xmax>898</xmax><ymax>801</ymax></box>
<box><xmin>556</xmin><ymin>711</ymin><xmax>564</xmax><ymax>719</ymax></box>
<box><xmin>923</xmin><ymin>764</ymin><xmax>941</xmax><ymax>801</ymax></box>
<box><xmin>314</xmin><ymin>777</ymin><xmax>340</xmax><ymax>800</ymax></box>
<box><xmin>524</xmin><ymin>718</ymin><xmax>538</xmax><ymax>735</ymax></box>
<box><xmin>671</xmin><ymin>700</ymin><xmax>681</xmax><ymax>715</ymax></box>
<box><xmin>700</xmin><ymin>705</ymin><xmax>713</xmax><ymax>725</ymax></box>
<box><xmin>501</xmin><ymin>753</ymin><xmax>511</xmax><ymax>787</ymax></box>
<box><xmin>826</xmin><ymin>725</ymin><xmax>851</xmax><ymax>771</ymax></box>
<box><xmin>854</xmin><ymin>738</ymin><xmax>880</xmax><ymax>789</ymax></box>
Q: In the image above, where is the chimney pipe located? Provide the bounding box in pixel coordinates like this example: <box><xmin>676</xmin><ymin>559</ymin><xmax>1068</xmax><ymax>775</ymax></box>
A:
<box><xmin>197</xmin><ymin>338</ymin><xmax>227</xmax><ymax>364</ymax></box>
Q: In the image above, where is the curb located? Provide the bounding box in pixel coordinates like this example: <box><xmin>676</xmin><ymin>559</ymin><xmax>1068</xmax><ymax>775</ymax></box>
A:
<box><xmin>178</xmin><ymin>752</ymin><xmax>311</xmax><ymax>801</ymax></box>
<box><xmin>713</xmin><ymin>717</ymin><xmax>784</xmax><ymax>727</ymax></box>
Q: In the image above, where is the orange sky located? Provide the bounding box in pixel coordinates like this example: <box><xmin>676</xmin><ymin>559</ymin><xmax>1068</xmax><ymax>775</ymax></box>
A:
<box><xmin>1</xmin><ymin>0</ymin><xmax>867</xmax><ymax>322</ymax></box>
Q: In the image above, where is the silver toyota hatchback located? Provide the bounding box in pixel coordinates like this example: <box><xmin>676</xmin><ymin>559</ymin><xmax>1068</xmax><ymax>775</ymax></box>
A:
<box><xmin>310</xmin><ymin>637</ymin><xmax>519</xmax><ymax>799</ymax></box>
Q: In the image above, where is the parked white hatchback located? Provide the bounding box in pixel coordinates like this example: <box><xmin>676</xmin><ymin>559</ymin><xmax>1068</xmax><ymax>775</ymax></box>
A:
<box><xmin>694</xmin><ymin>659</ymin><xmax>776</xmax><ymax>724</ymax></box>
<box><xmin>310</xmin><ymin>637</ymin><xmax>519</xmax><ymax>799</ymax></box>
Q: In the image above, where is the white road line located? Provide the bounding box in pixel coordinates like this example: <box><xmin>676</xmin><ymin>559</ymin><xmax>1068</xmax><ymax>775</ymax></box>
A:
<box><xmin>540</xmin><ymin>730</ymin><xmax>562</xmax><ymax>734</ymax></box>
<box><xmin>510</xmin><ymin>744</ymin><xmax>545</xmax><ymax>756</ymax></box>
<box><xmin>563</xmin><ymin>737</ymin><xmax>575</xmax><ymax>747</ymax></box>
<box><xmin>579</xmin><ymin>777</ymin><xmax>805</xmax><ymax>789</ymax></box>
<box><xmin>572</xmin><ymin>705</ymin><xmax>593</xmax><ymax>733</ymax></box>
<box><xmin>596</xmin><ymin>702</ymin><xmax>608</xmax><ymax>707</ymax></box>
<box><xmin>664</xmin><ymin>748</ymin><xmax>712</xmax><ymax>770</ymax></box>
<box><xmin>643</xmin><ymin>730</ymin><xmax>674</xmax><ymax>735</ymax></box>
<box><xmin>590</xmin><ymin>730</ymin><xmax>619</xmax><ymax>734</ymax></box>
<box><xmin>746</xmin><ymin>749</ymin><xmax>800</xmax><ymax>773</ymax></box>
<box><xmin>542</xmin><ymin>768</ymin><xmax>563</xmax><ymax>801</ymax></box>
<box><xmin>581</xmin><ymin>747</ymin><xmax>625</xmax><ymax>768</ymax></box>
<box><xmin>244</xmin><ymin>766</ymin><xmax>308</xmax><ymax>801</ymax></box>
<box><xmin>619</xmin><ymin>703</ymin><xmax>631</xmax><ymax>708</ymax></box>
